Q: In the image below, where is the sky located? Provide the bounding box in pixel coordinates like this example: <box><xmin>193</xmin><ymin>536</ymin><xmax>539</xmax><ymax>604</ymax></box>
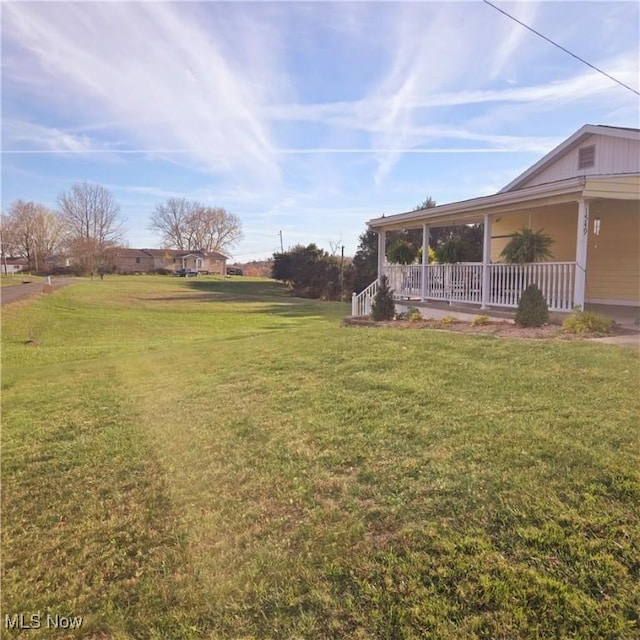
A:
<box><xmin>2</xmin><ymin>1</ymin><xmax>639</xmax><ymax>262</ymax></box>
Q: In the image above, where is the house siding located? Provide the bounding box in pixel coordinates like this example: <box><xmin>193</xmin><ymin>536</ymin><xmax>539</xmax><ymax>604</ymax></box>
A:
<box><xmin>518</xmin><ymin>134</ymin><xmax>640</xmax><ymax>189</ymax></box>
<box><xmin>585</xmin><ymin>200</ymin><xmax>640</xmax><ymax>304</ymax></box>
<box><xmin>490</xmin><ymin>204</ymin><xmax>577</xmax><ymax>263</ymax></box>
<box><xmin>116</xmin><ymin>254</ymin><xmax>155</xmax><ymax>273</ymax></box>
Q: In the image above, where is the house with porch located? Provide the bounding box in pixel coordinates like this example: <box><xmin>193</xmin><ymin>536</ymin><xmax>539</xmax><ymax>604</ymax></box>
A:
<box><xmin>353</xmin><ymin>124</ymin><xmax>640</xmax><ymax>322</ymax></box>
<box><xmin>113</xmin><ymin>248</ymin><xmax>228</xmax><ymax>275</ymax></box>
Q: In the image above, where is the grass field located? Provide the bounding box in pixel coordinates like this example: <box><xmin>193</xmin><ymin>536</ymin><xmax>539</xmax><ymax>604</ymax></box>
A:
<box><xmin>0</xmin><ymin>276</ymin><xmax>34</xmax><ymax>288</ymax></box>
<box><xmin>2</xmin><ymin>275</ymin><xmax>639</xmax><ymax>639</ymax></box>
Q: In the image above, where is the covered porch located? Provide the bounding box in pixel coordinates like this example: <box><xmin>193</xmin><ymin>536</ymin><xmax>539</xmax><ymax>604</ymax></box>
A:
<box><xmin>353</xmin><ymin>175</ymin><xmax>639</xmax><ymax>320</ymax></box>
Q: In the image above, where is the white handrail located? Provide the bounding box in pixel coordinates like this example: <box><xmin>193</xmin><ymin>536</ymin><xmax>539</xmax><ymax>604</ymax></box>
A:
<box><xmin>351</xmin><ymin>279</ymin><xmax>379</xmax><ymax>317</ymax></box>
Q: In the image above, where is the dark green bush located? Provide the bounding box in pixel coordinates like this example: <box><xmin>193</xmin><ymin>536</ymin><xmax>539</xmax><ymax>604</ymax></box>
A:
<box><xmin>515</xmin><ymin>284</ymin><xmax>549</xmax><ymax>327</ymax></box>
<box><xmin>371</xmin><ymin>275</ymin><xmax>395</xmax><ymax>321</ymax></box>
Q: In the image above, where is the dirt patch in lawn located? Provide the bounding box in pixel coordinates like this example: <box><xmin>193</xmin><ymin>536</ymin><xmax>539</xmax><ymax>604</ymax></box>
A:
<box><xmin>342</xmin><ymin>316</ymin><xmax>632</xmax><ymax>341</ymax></box>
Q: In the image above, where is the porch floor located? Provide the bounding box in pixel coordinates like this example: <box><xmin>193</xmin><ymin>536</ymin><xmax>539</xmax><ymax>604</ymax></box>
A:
<box><xmin>394</xmin><ymin>299</ymin><xmax>640</xmax><ymax>332</ymax></box>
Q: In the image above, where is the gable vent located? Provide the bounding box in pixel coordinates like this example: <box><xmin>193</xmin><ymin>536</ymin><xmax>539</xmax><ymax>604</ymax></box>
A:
<box><xmin>578</xmin><ymin>145</ymin><xmax>595</xmax><ymax>169</ymax></box>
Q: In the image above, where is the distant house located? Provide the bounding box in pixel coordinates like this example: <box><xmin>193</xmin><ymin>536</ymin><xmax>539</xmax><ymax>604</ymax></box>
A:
<box><xmin>2</xmin><ymin>257</ymin><xmax>29</xmax><ymax>275</ymax></box>
<box><xmin>354</xmin><ymin>124</ymin><xmax>640</xmax><ymax>319</ymax></box>
<box><xmin>113</xmin><ymin>248</ymin><xmax>228</xmax><ymax>275</ymax></box>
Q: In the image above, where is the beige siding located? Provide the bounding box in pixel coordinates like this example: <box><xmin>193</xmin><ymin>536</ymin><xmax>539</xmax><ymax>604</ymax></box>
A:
<box><xmin>583</xmin><ymin>175</ymin><xmax>640</xmax><ymax>200</ymax></box>
<box><xmin>490</xmin><ymin>204</ymin><xmax>577</xmax><ymax>262</ymax></box>
<box><xmin>117</xmin><ymin>255</ymin><xmax>154</xmax><ymax>273</ymax></box>
<box><xmin>586</xmin><ymin>200</ymin><xmax>640</xmax><ymax>303</ymax></box>
<box><xmin>152</xmin><ymin>254</ymin><xmax>175</xmax><ymax>270</ymax></box>
<box><xmin>520</xmin><ymin>134</ymin><xmax>640</xmax><ymax>189</ymax></box>
<box><xmin>208</xmin><ymin>259</ymin><xmax>225</xmax><ymax>275</ymax></box>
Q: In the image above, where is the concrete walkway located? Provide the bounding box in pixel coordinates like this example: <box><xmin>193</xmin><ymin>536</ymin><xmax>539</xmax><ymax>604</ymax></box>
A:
<box><xmin>0</xmin><ymin>277</ymin><xmax>79</xmax><ymax>306</ymax></box>
<box><xmin>588</xmin><ymin>334</ymin><xmax>640</xmax><ymax>349</ymax></box>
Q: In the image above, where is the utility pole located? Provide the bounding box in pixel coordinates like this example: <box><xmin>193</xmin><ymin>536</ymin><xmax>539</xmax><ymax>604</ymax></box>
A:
<box><xmin>340</xmin><ymin>245</ymin><xmax>345</xmax><ymax>296</ymax></box>
<box><xmin>279</xmin><ymin>230</ymin><xmax>284</xmax><ymax>253</ymax></box>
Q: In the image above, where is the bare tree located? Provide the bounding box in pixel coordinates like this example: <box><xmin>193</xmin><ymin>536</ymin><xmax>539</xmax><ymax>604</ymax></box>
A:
<box><xmin>190</xmin><ymin>206</ymin><xmax>243</xmax><ymax>253</ymax></box>
<box><xmin>149</xmin><ymin>197</ymin><xmax>198</xmax><ymax>251</ymax></box>
<box><xmin>1</xmin><ymin>200</ymin><xmax>64</xmax><ymax>270</ymax></box>
<box><xmin>58</xmin><ymin>182</ymin><xmax>124</xmax><ymax>276</ymax></box>
<box><xmin>150</xmin><ymin>198</ymin><xmax>242</xmax><ymax>254</ymax></box>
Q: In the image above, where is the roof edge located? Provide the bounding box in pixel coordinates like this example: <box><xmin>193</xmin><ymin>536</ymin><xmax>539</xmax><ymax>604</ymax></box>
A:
<box><xmin>367</xmin><ymin>176</ymin><xmax>587</xmax><ymax>229</ymax></box>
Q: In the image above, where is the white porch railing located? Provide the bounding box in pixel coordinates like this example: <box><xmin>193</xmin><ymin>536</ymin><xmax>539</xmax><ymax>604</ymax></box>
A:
<box><xmin>488</xmin><ymin>262</ymin><xmax>575</xmax><ymax>312</ymax></box>
<box><xmin>351</xmin><ymin>278</ymin><xmax>379</xmax><ymax>317</ymax></box>
<box><xmin>352</xmin><ymin>261</ymin><xmax>576</xmax><ymax>317</ymax></box>
<box><xmin>383</xmin><ymin>263</ymin><xmax>483</xmax><ymax>304</ymax></box>
<box><xmin>383</xmin><ymin>262</ymin><xmax>575</xmax><ymax>312</ymax></box>
<box><xmin>424</xmin><ymin>263</ymin><xmax>483</xmax><ymax>304</ymax></box>
<box><xmin>385</xmin><ymin>265</ymin><xmax>422</xmax><ymax>299</ymax></box>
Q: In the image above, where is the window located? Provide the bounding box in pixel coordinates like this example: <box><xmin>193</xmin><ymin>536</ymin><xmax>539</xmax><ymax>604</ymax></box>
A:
<box><xmin>136</xmin><ymin>257</ymin><xmax>141</xmax><ymax>264</ymax></box>
<box><xmin>578</xmin><ymin>145</ymin><xmax>595</xmax><ymax>169</ymax></box>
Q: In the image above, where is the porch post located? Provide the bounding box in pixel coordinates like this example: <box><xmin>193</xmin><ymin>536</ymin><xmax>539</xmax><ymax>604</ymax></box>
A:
<box><xmin>574</xmin><ymin>199</ymin><xmax>589</xmax><ymax>309</ymax></box>
<box><xmin>481</xmin><ymin>214</ymin><xmax>492</xmax><ymax>309</ymax></box>
<box><xmin>377</xmin><ymin>229</ymin><xmax>386</xmax><ymax>279</ymax></box>
<box><xmin>421</xmin><ymin>224</ymin><xmax>430</xmax><ymax>301</ymax></box>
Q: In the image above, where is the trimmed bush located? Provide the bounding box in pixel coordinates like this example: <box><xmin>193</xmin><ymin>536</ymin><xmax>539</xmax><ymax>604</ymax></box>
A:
<box><xmin>515</xmin><ymin>284</ymin><xmax>549</xmax><ymax>327</ymax></box>
<box><xmin>395</xmin><ymin>306</ymin><xmax>422</xmax><ymax>321</ymax></box>
<box><xmin>371</xmin><ymin>275</ymin><xmax>395</xmax><ymax>321</ymax></box>
<box><xmin>407</xmin><ymin>307</ymin><xmax>423</xmax><ymax>322</ymax></box>
<box><xmin>562</xmin><ymin>309</ymin><xmax>613</xmax><ymax>334</ymax></box>
<box><xmin>471</xmin><ymin>315</ymin><xmax>491</xmax><ymax>326</ymax></box>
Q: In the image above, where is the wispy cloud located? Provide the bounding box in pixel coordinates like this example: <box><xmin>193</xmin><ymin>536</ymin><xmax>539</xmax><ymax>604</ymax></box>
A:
<box><xmin>488</xmin><ymin>2</ymin><xmax>540</xmax><ymax>81</ymax></box>
<box><xmin>3</xmin><ymin>121</ymin><xmax>102</xmax><ymax>154</ymax></box>
<box><xmin>2</xmin><ymin>1</ymin><xmax>287</xmax><ymax>181</ymax></box>
<box><xmin>2</xmin><ymin>1</ymin><xmax>638</xmax><ymax>260</ymax></box>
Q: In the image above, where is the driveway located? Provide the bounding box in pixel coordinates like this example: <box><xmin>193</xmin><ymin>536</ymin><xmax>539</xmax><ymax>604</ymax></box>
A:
<box><xmin>0</xmin><ymin>277</ymin><xmax>79</xmax><ymax>306</ymax></box>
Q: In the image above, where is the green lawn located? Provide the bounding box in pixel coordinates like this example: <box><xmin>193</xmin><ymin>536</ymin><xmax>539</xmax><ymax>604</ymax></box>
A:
<box><xmin>2</xmin><ymin>275</ymin><xmax>639</xmax><ymax>639</ymax></box>
<box><xmin>0</xmin><ymin>276</ymin><xmax>34</xmax><ymax>288</ymax></box>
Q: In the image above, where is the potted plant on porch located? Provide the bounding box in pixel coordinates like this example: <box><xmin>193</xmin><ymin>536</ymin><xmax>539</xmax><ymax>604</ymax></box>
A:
<box><xmin>500</xmin><ymin>227</ymin><xmax>554</xmax><ymax>264</ymax></box>
<box><xmin>386</xmin><ymin>240</ymin><xmax>419</xmax><ymax>298</ymax></box>
<box><xmin>500</xmin><ymin>228</ymin><xmax>554</xmax><ymax>327</ymax></box>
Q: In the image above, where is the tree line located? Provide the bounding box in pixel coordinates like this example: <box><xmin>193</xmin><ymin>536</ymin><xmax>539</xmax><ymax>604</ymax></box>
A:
<box><xmin>1</xmin><ymin>183</ymin><xmax>242</xmax><ymax>276</ymax></box>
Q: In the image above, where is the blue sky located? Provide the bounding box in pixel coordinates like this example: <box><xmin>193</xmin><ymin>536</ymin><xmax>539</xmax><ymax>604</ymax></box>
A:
<box><xmin>2</xmin><ymin>1</ymin><xmax>638</xmax><ymax>262</ymax></box>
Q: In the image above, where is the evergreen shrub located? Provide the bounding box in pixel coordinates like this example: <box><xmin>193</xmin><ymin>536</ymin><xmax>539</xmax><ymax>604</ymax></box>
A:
<box><xmin>371</xmin><ymin>275</ymin><xmax>395</xmax><ymax>321</ymax></box>
<box><xmin>515</xmin><ymin>284</ymin><xmax>549</xmax><ymax>327</ymax></box>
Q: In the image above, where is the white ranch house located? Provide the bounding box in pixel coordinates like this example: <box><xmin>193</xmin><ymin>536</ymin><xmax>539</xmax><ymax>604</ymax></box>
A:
<box><xmin>353</xmin><ymin>125</ymin><xmax>640</xmax><ymax>320</ymax></box>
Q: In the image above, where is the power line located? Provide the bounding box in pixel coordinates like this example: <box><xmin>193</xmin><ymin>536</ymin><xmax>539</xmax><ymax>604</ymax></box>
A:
<box><xmin>482</xmin><ymin>0</ymin><xmax>640</xmax><ymax>96</ymax></box>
